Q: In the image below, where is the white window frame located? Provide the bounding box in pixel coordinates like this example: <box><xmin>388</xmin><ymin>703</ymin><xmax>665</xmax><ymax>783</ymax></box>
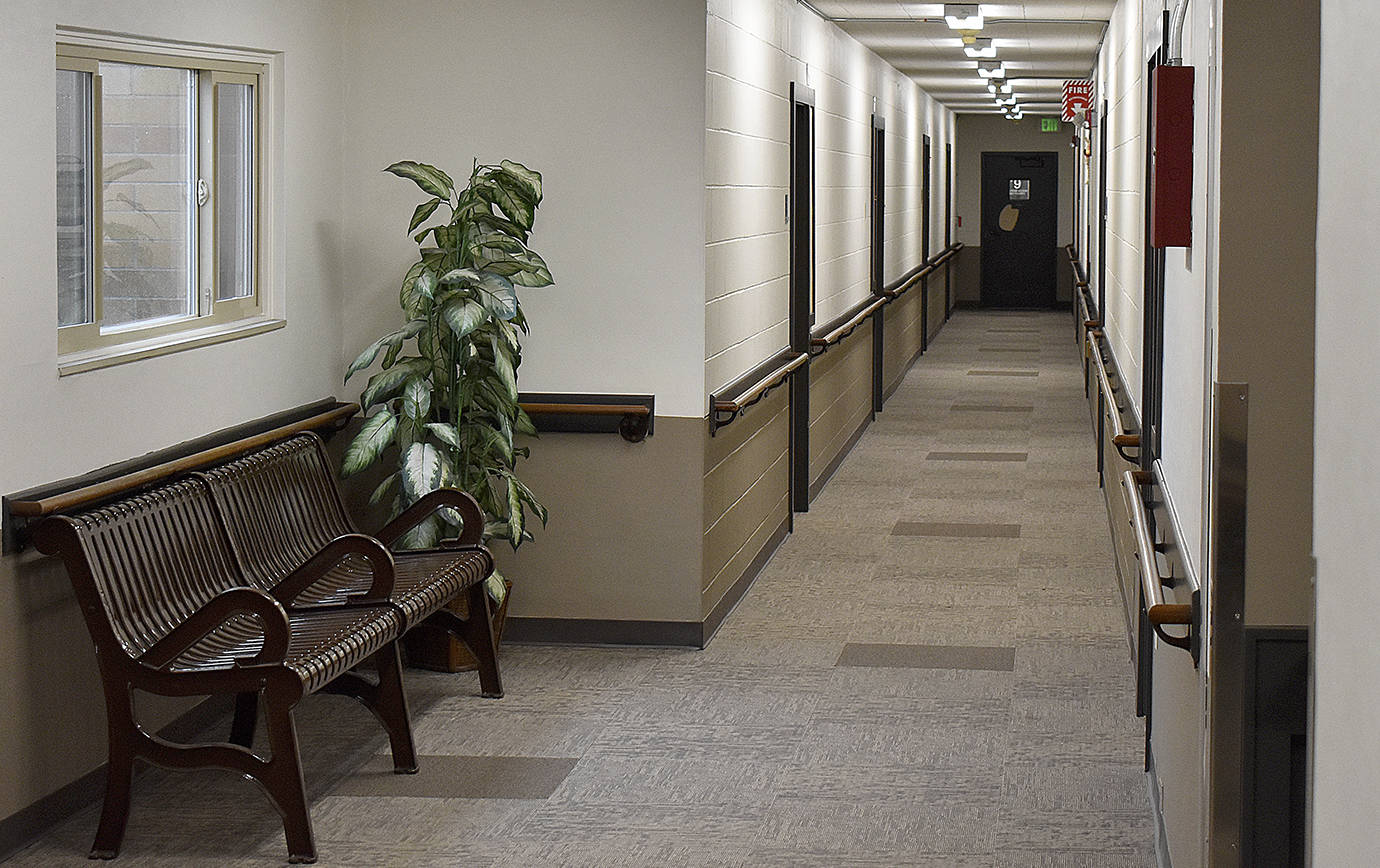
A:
<box><xmin>55</xmin><ymin>30</ymin><xmax>283</xmax><ymax>375</ymax></box>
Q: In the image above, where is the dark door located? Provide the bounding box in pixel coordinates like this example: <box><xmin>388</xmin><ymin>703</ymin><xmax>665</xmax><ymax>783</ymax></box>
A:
<box><xmin>980</xmin><ymin>151</ymin><xmax>1058</xmax><ymax>307</ymax></box>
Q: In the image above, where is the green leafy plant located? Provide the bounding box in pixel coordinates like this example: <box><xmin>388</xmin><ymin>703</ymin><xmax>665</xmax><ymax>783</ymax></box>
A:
<box><xmin>343</xmin><ymin>159</ymin><xmax>553</xmax><ymax>601</ymax></box>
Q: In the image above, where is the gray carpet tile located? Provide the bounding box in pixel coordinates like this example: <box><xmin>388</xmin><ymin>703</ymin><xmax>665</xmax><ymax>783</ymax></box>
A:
<box><xmin>893</xmin><ymin>520</ymin><xmax>1023</xmax><ymax>538</ymax></box>
<box><xmin>5</xmin><ymin>311</ymin><xmax>1152</xmax><ymax>867</ymax></box>
<box><xmin>330</xmin><ymin>755</ymin><xmax>579</xmax><ymax>799</ymax></box>
<box><xmin>926</xmin><ymin>450</ymin><xmax>1030</xmax><ymax>461</ymax></box>
<box><xmin>950</xmin><ymin>403</ymin><xmax>1036</xmax><ymax>412</ymax></box>
<box><xmin>837</xmin><ymin>642</ymin><xmax>1017</xmax><ymax>671</ymax></box>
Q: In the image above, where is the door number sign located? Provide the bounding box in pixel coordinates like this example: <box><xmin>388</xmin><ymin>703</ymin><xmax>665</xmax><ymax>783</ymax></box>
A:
<box><xmin>1009</xmin><ymin>179</ymin><xmax>1030</xmax><ymax>201</ymax></box>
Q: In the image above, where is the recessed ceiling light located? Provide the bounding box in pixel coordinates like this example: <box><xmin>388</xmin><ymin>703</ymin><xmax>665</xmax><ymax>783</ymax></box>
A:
<box><xmin>963</xmin><ymin>38</ymin><xmax>995</xmax><ymax>59</ymax></box>
<box><xmin>977</xmin><ymin>60</ymin><xmax>1005</xmax><ymax>78</ymax></box>
<box><xmin>987</xmin><ymin>81</ymin><xmax>1013</xmax><ymax>94</ymax></box>
<box><xmin>944</xmin><ymin>4</ymin><xmax>984</xmax><ymax>31</ymax></box>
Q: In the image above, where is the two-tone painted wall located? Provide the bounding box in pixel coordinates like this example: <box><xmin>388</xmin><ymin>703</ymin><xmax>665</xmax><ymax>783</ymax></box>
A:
<box><xmin>1078</xmin><ymin>1</ymin><xmax>1319</xmax><ymax>865</ymax></box>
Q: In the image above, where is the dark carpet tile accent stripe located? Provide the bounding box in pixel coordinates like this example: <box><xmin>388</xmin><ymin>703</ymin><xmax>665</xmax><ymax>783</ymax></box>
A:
<box><xmin>331</xmin><ymin>755</ymin><xmax>579</xmax><ymax>799</ymax></box>
<box><xmin>977</xmin><ymin>347</ymin><xmax>1041</xmax><ymax>353</ymax></box>
<box><xmin>951</xmin><ymin>403</ymin><xmax>1035</xmax><ymax>413</ymax></box>
<box><xmin>967</xmin><ymin>370</ymin><xmax>1039</xmax><ymax>377</ymax></box>
<box><xmin>837</xmin><ymin>643</ymin><xmax>1017</xmax><ymax>671</ymax></box>
<box><xmin>926</xmin><ymin>451</ymin><xmax>1028</xmax><ymax>462</ymax></box>
<box><xmin>892</xmin><ymin>521</ymin><xmax>1022</xmax><ymax>538</ymax></box>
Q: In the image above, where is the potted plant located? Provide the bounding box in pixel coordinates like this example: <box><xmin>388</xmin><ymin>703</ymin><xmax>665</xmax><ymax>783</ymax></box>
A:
<box><xmin>341</xmin><ymin>158</ymin><xmax>552</xmax><ymax>661</ymax></box>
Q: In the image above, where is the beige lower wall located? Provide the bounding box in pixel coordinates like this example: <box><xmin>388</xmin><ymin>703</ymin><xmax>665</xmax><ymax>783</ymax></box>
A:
<box><xmin>925</xmin><ymin>277</ymin><xmax>946</xmax><ymax>343</ymax></box>
<box><xmin>883</xmin><ymin>288</ymin><xmax>924</xmax><ymax>392</ymax></box>
<box><xmin>495</xmin><ymin>420</ymin><xmax>704</xmax><ymax>623</ymax></box>
<box><xmin>702</xmin><ymin>387</ymin><xmax>790</xmax><ymax>619</ymax></box>
<box><xmin>808</xmin><ymin>321</ymin><xmax>873</xmax><ymax>487</ymax></box>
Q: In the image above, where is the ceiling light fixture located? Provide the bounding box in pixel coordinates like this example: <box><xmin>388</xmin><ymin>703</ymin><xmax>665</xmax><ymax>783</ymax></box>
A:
<box><xmin>996</xmin><ymin>94</ymin><xmax>1016</xmax><ymax>106</ymax></box>
<box><xmin>944</xmin><ymin>4</ymin><xmax>984</xmax><ymax>31</ymax></box>
<box><xmin>963</xmin><ymin>37</ymin><xmax>995</xmax><ymax>59</ymax></box>
<box><xmin>987</xmin><ymin>81</ymin><xmax>1013</xmax><ymax>94</ymax></box>
<box><xmin>977</xmin><ymin>60</ymin><xmax>1006</xmax><ymax>78</ymax></box>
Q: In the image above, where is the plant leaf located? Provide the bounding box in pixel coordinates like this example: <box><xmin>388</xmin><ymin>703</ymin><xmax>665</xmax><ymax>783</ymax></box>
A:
<box><xmin>396</xmin><ymin>514</ymin><xmax>443</xmax><ymax>550</ymax></box>
<box><xmin>401</xmin><ymin>441</ymin><xmax>444</xmax><ymax>504</ymax></box>
<box><xmin>491</xmin><ymin>334</ymin><xmax>518</xmax><ymax>401</ymax></box>
<box><xmin>508</xmin><ymin>248</ymin><xmax>554</xmax><ymax>287</ymax></box>
<box><xmin>485</xmin><ymin>570</ymin><xmax>507</xmax><ymax>604</ymax></box>
<box><xmin>408</xmin><ymin>198</ymin><xmax>443</xmax><ymax>233</ymax></box>
<box><xmin>426</xmin><ymin>422</ymin><xmax>462</xmax><ymax>450</ymax></box>
<box><xmin>360</xmin><ymin>357</ymin><xmax>429</xmax><ymax>409</ymax></box>
<box><xmin>440</xmin><ymin>297</ymin><xmax>487</xmax><ymax>340</ymax></box>
<box><xmin>478</xmin><ymin>278</ymin><xmax>519</xmax><ymax>321</ymax></box>
<box><xmin>499</xmin><ymin>160</ymin><xmax>542</xmax><ymax>203</ymax></box>
<box><xmin>401</xmin><ymin>376</ymin><xmax>430</xmax><ymax>422</ymax></box>
<box><xmin>342</xmin><ymin>410</ymin><xmax>397</xmax><ymax>477</ymax></box>
<box><xmin>478</xmin><ymin>181</ymin><xmax>535</xmax><ymax>231</ymax></box>
<box><xmin>368</xmin><ymin>473</ymin><xmax>397</xmax><ymax>506</ymax></box>
<box><xmin>506</xmin><ymin>477</ymin><xmax>525</xmax><ymax>547</ymax></box>
<box><xmin>384</xmin><ymin>161</ymin><xmax>454</xmax><ymax>199</ymax></box>
<box><xmin>344</xmin><ymin>320</ymin><xmax>425</xmax><ymax>384</ymax></box>
<box><xmin>514</xmin><ymin>406</ymin><xmax>537</xmax><ymax>437</ymax></box>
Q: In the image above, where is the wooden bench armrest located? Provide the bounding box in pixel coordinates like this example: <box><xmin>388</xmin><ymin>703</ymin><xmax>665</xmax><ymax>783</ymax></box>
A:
<box><xmin>377</xmin><ymin>488</ymin><xmax>484</xmax><ymax>548</ymax></box>
<box><xmin>274</xmin><ymin>533</ymin><xmax>396</xmax><ymax>607</ymax></box>
<box><xmin>139</xmin><ymin>587</ymin><xmax>291</xmax><ymax>670</ymax></box>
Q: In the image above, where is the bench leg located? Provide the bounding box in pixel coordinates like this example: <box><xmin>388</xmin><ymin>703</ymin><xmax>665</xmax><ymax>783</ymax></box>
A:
<box><xmin>374</xmin><ymin>643</ymin><xmax>418</xmax><ymax>774</ymax></box>
<box><xmin>262</xmin><ymin>699</ymin><xmax>316</xmax><ymax>865</ymax></box>
<box><xmin>91</xmin><ymin>688</ymin><xmax>136</xmax><ymax>860</ymax></box>
<box><xmin>465</xmin><ymin>583</ymin><xmax>505</xmax><ymax>699</ymax></box>
<box><xmin>428</xmin><ymin>583</ymin><xmax>504</xmax><ymax>698</ymax></box>
<box><xmin>230</xmin><ymin>691</ymin><xmax>259</xmax><ymax>748</ymax></box>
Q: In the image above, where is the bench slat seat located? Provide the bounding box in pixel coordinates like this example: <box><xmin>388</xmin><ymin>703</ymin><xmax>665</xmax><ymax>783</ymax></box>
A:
<box><xmin>169</xmin><ymin>605</ymin><xmax>400</xmax><ymax>695</ymax></box>
<box><xmin>286</xmin><ymin>550</ymin><xmax>489</xmax><ymax>628</ymax></box>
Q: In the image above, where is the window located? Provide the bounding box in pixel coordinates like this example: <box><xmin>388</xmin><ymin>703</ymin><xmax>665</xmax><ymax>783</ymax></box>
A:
<box><xmin>56</xmin><ymin>39</ymin><xmax>275</xmax><ymax>371</ymax></box>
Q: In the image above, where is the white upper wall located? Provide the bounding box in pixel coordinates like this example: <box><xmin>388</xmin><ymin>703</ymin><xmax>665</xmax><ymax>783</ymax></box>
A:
<box><xmin>704</xmin><ymin>0</ymin><xmax>954</xmax><ymax>394</ymax></box>
<box><xmin>1099</xmin><ymin>0</ymin><xmax>1146</xmax><ymax>412</ymax></box>
<box><xmin>1313</xmin><ymin>0</ymin><xmax>1380</xmax><ymax>860</ymax></box>
<box><xmin>0</xmin><ymin>0</ymin><xmax>349</xmax><ymax>820</ymax></box>
<box><xmin>338</xmin><ymin>0</ymin><xmax>709</xmax><ymax>419</ymax></box>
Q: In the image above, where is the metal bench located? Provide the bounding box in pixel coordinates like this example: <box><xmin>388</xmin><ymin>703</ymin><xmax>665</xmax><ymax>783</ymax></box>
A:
<box><xmin>31</xmin><ymin>478</ymin><xmax>413</xmax><ymax>864</ymax></box>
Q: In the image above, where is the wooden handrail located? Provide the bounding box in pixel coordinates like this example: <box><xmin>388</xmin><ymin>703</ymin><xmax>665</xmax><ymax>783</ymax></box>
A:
<box><xmin>7</xmin><ymin>403</ymin><xmax>359</xmax><ymax>518</ymax></box>
<box><xmin>1087</xmin><ymin>332</ymin><xmax>1140</xmax><ymax>461</ymax></box>
<box><xmin>811</xmin><ymin>297</ymin><xmax>886</xmax><ymax>355</ymax></box>
<box><xmin>520</xmin><ymin>402</ymin><xmax>650</xmax><ymax>418</ymax></box>
<box><xmin>1064</xmin><ymin>244</ymin><xmax>1089</xmax><ymax>289</ymax></box>
<box><xmin>1121</xmin><ymin>470</ymin><xmax>1194</xmax><ymax>652</ymax></box>
<box><xmin>709</xmin><ymin>350</ymin><xmax>809</xmax><ymax>434</ymax></box>
<box><xmin>881</xmin><ymin>242</ymin><xmax>963</xmax><ymax>298</ymax></box>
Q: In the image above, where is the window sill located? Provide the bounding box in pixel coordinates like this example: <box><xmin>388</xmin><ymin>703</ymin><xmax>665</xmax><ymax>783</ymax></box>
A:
<box><xmin>58</xmin><ymin>315</ymin><xmax>286</xmax><ymax>376</ymax></box>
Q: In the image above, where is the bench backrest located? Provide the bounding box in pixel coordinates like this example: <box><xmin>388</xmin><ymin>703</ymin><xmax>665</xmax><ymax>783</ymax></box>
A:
<box><xmin>41</xmin><ymin>479</ymin><xmax>245</xmax><ymax>661</ymax></box>
<box><xmin>198</xmin><ymin>433</ymin><xmax>356</xmax><ymax>591</ymax></box>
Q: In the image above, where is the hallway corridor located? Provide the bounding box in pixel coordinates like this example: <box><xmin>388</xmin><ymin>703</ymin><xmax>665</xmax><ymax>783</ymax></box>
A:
<box><xmin>6</xmin><ymin>311</ymin><xmax>1154</xmax><ymax>867</ymax></box>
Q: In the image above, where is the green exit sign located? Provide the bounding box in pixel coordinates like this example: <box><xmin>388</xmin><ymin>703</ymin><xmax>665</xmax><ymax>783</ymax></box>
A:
<box><xmin>1041</xmin><ymin>118</ymin><xmax>1061</xmax><ymax>132</ymax></box>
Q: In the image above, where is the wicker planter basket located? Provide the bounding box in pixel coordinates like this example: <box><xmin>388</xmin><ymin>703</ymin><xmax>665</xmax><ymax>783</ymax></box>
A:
<box><xmin>404</xmin><ymin>579</ymin><xmax>512</xmax><ymax>673</ymax></box>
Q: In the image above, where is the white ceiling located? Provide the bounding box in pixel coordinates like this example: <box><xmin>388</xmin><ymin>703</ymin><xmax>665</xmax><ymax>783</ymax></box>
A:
<box><xmin>807</xmin><ymin>1</ymin><xmax>1114</xmax><ymax>114</ymax></box>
